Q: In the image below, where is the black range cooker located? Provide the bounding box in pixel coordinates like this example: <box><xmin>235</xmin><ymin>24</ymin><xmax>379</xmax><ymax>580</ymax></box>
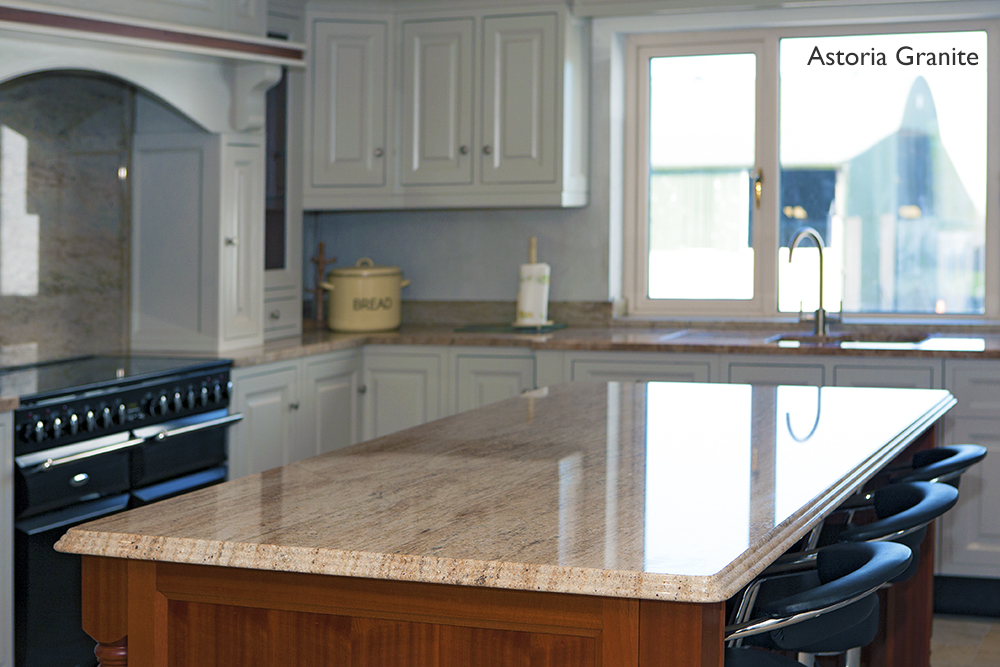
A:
<box><xmin>8</xmin><ymin>355</ymin><xmax>242</xmax><ymax>667</ymax></box>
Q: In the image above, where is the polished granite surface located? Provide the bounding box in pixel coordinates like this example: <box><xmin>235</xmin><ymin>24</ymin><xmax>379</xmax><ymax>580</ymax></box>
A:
<box><xmin>56</xmin><ymin>381</ymin><xmax>955</xmax><ymax>602</ymax></box>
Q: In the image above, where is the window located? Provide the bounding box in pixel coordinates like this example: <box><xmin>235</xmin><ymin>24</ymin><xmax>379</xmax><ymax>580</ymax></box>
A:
<box><xmin>624</xmin><ymin>22</ymin><xmax>997</xmax><ymax>320</ymax></box>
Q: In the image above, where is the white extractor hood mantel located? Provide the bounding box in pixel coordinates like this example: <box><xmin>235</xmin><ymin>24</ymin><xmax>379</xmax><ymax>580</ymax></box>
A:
<box><xmin>0</xmin><ymin>1</ymin><xmax>305</xmax><ymax>133</ymax></box>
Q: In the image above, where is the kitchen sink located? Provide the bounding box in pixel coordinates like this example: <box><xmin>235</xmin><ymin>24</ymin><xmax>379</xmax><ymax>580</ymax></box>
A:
<box><xmin>766</xmin><ymin>332</ymin><xmax>930</xmax><ymax>346</ymax></box>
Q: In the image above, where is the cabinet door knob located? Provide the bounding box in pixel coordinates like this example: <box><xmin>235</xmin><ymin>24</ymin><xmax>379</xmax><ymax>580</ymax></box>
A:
<box><xmin>289</xmin><ymin>402</ymin><xmax>300</xmax><ymax>411</ymax></box>
<box><xmin>358</xmin><ymin>385</ymin><xmax>367</xmax><ymax>394</ymax></box>
<box><xmin>482</xmin><ymin>145</ymin><xmax>493</xmax><ymax>155</ymax></box>
<box><xmin>373</xmin><ymin>148</ymin><xmax>384</xmax><ymax>158</ymax></box>
<box><xmin>459</xmin><ymin>145</ymin><xmax>469</xmax><ymax>155</ymax></box>
<box><xmin>225</xmin><ymin>237</ymin><xmax>239</xmax><ymax>246</ymax></box>
<box><xmin>270</xmin><ymin>310</ymin><xmax>281</xmax><ymax>320</ymax></box>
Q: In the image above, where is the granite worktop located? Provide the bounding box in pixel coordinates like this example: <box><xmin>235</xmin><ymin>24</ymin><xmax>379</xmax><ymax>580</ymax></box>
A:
<box><xmin>221</xmin><ymin>322</ymin><xmax>1000</xmax><ymax>369</ymax></box>
<box><xmin>55</xmin><ymin>381</ymin><xmax>955</xmax><ymax>602</ymax></box>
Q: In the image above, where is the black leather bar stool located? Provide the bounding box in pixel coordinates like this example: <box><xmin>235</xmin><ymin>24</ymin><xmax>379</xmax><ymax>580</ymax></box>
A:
<box><xmin>890</xmin><ymin>444</ymin><xmax>987</xmax><ymax>488</ymax></box>
<box><xmin>819</xmin><ymin>480</ymin><xmax>958</xmax><ymax>584</ymax></box>
<box><xmin>725</xmin><ymin>541</ymin><xmax>912</xmax><ymax>667</ymax></box>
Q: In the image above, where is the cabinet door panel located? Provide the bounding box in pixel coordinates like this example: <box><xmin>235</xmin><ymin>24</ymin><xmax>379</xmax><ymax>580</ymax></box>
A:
<box><xmin>456</xmin><ymin>355</ymin><xmax>535</xmax><ymax>412</ymax></box>
<box><xmin>310</xmin><ymin>20</ymin><xmax>387</xmax><ymax>187</ymax></box>
<box><xmin>303</xmin><ymin>353</ymin><xmax>362</xmax><ymax>457</ymax></box>
<box><xmin>946</xmin><ymin>362</ymin><xmax>1000</xmax><ymax>419</ymax></box>
<box><xmin>221</xmin><ymin>141</ymin><xmax>264</xmax><ymax>345</ymax></box>
<box><xmin>363</xmin><ymin>353</ymin><xmax>443</xmax><ymax>439</ymax></box>
<box><xmin>230</xmin><ymin>365</ymin><xmax>298</xmax><ymax>478</ymax></box>
<box><xmin>481</xmin><ymin>14</ymin><xmax>556</xmax><ymax>184</ymax></box>
<box><xmin>401</xmin><ymin>19</ymin><xmax>474</xmax><ymax>186</ymax></box>
<box><xmin>938</xmin><ymin>418</ymin><xmax>1000</xmax><ymax>577</ymax></box>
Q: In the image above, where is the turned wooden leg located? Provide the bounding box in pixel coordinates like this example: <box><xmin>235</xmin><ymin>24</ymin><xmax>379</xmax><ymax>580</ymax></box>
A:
<box><xmin>94</xmin><ymin>637</ymin><xmax>128</xmax><ymax>666</ymax></box>
<box><xmin>81</xmin><ymin>556</ymin><xmax>129</xmax><ymax>666</ymax></box>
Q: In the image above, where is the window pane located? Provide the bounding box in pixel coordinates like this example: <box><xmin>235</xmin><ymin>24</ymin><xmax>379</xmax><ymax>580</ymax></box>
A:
<box><xmin>778</xmin><ymin>32</ymin><xmax>987</xmax><ymax>315</ymax></box>
<box><xmin>648</xmin><ymin>53</ymin><xmax>756</xmax><ymax>300</ymax></box>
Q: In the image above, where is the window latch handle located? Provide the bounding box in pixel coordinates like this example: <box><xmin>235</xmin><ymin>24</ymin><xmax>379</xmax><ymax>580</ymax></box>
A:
<box><xmin>752</xmin><ymin>168</ymin><xmax>763</xmax><ymax>209</ymax></box>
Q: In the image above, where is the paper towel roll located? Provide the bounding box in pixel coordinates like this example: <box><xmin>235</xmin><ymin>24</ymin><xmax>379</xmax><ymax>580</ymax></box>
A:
<box><xmin>515</xmin><ymin>263</ymin><xmax>551</xmax><ymax>325</ymax></box>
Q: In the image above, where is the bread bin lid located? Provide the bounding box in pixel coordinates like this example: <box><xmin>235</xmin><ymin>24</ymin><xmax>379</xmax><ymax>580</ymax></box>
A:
<box><xmin>328</xmin><ymin>257</ymin><xmax>401</xmax><ymax>278</ymax></box>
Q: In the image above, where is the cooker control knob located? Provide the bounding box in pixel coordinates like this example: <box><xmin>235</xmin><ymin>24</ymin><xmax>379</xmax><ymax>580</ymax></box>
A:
<box><xmin>85</xmin><ymin>410</ymin><xmax>96</xmax><ymax>431</ymax></box>
<box><xmin>51</xmin><ymin>416</ymin><xmax>64</xmax><ymax>439</ymax></box>
<box><xmin>115</xmin><ymin>403</ymin><xmax>127</xmax><ymax>424</ymax></box>
<box><xmin>68</xmin><ymin>413</ymin><xmax>80</xmax><ymax>435</ymax></box>
<box><xmin>211</xmin><ymin>382</ymin><xmax>222</xmax><ymax>403</ymax></box>
<box><xmin>156</xmin><ymin>395</ymin><xmax>168</xmax><ymax>415</ymax></box>
<box><xmin>171</xmin><ymin>392</ymin><xmax>182</xmax><ymax>412</ymax></box>
<box><xmin>199</xmin><ymin>386</ymin><xmax>209</xmax><ymax>406</ymax></box>
<box><xmin>100</xmin><ymin>406</ymin><xmax>113</xmax><ymax>428</ymax></box>
<box><xmin>32</xmin><ymin>420</ymin><xmax>45</xmax><ymax>443</ymax></box>
<box><xmin>184</xmin><ymin>388</ymin><xmax>196</xmax><ymax>409</ymax></box>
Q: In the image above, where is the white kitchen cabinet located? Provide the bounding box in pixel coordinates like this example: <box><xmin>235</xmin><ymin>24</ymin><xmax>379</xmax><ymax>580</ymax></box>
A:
<box><xmin>0</xmin><ymin>412</ymin><xmax>11</xmax><ymax>667</ymax></box>
<box><xmin>453</xmin><ymin>347</ymin><xmax>536</xmax><ymax>412</ymax></box>
<box><xmin>937</xmin><ymin>361</ymin><xmax>1000</xmax><ymax>578</ymax></box>
<box><xmin>362</xmin><ymin>346</ymin><xmax>449</xmax><ymax>440</ymax></box>
<box><xmin>480</xmin><ymin>13</ymin><xmax>557</xmax><ymax>185</ymax></box>
<box><xmin>304</xmin><ymin>15</ymin><xmax>390</xmax><ymax>195</ymax></box>
<box><xmin>937</xmin><ymin>417</ymin><xmax>1000</xmax><ymax>578</ymax></box>
<box><xmin>230</xmin><ymin>361</ymin><xmax>300</xmax><ymax>478</ymax></box>
<box><xmin>131</xmin><ymin>132</ymin><xmax>266</xmax><ymax>354</ymax></box>
<box><xmin>264</xmin><ymin>8</ymin><xmax>305</xmax><ymax>341</ymax></box>
<box><xmin>399</xmin><ymin>17</ymin><xmax>474</xmax><ymax>186</ymax></box>
<box><xmin>302</xmin><ymin>350</ymin><xmax>363</xmax><ymax>456</ymax></box>
<box><xmin>230</xmin><ymin>349</ymin><xmax>364</xmax><ymax>477</ymax></box>
<box><xmin>303</xmin><ymin>4</ymin><xmax>588</xmax><ymax>210</ymax></box>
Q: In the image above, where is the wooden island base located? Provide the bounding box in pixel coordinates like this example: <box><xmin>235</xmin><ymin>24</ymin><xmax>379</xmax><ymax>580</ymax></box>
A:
<box><xmin>80</xmin><ymin>535</ymin><xmax>931</xmax><ymax>667</ymax></box>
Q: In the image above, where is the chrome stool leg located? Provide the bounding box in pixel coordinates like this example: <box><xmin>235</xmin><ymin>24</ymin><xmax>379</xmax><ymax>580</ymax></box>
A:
<box><xmin>796</xmin><ymin>653</ymin><xmax>815</xmax><ymax>666</ymax></box>
<box><xmin>845</xmin><ymin>646</ymin><xmax>861</xmax><ymax>667</ymax></box>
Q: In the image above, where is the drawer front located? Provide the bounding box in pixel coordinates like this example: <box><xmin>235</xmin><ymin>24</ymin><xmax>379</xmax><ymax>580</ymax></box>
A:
<box><xmin>264</xmin><ymin>295</ymin><xmax>301</xmax><ymax>337</ymax></box>
<box><xmin>947</xmin><ymin>363</ymin><xmax>1000</xmax><ymax>419</ymax></box>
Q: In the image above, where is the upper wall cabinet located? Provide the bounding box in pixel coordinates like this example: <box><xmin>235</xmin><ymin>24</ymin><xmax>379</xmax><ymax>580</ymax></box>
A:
<box><xmin>303</xmin><ymin>4</ymin><xmax>589</xmax><ymax>210</ymax></box>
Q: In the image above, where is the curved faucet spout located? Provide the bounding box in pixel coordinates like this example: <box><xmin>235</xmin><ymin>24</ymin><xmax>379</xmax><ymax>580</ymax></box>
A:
<box><xmin>788</xmin><ymin>227</ymin><xmax>827</xmax><ymax>336</ymax></box>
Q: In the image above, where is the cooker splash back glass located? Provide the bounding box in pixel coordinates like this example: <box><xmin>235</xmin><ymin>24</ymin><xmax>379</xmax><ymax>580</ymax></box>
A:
<box><xmin>0</xmin><ymin>72</ymin><xmax>135</xmax><ymax>364</ymax></box>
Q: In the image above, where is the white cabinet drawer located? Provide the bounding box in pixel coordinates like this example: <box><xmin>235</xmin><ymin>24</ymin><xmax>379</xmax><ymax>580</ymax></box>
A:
<box><xmin>946</xmin><ymin>361</ymin><xmax>1000</xmax><ymax>419</ymax></box>
<box><xmin>263</xmin><ymin>295</ymin><xmax>301</xmax><ymax>338</ymax></box>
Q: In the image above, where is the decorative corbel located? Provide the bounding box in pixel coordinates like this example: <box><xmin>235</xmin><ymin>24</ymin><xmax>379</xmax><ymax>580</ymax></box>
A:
<box><xmin>232</xmin><ymin>62</ymin><xmax>283</xmax><ymax>131</ymax></box>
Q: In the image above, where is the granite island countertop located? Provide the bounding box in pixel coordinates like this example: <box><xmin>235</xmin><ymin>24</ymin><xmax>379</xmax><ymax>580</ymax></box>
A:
<box><xmin>55</xmin><ymin>380</ymin><xmax>955</xmax><ymax>603</ymax></box>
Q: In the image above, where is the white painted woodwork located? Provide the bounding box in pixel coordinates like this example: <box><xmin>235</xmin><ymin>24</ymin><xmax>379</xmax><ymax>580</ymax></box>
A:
<box><xmin>728</xmin><ymin>361</ymin><xmax>825</xmax><ymax>386</ymax></box>
<box><xmin>480</xmin><ymin>13</ymin><xmax>557</xmax><ymax>185</ymax></box>
<box><xmin>832</xmin><ymin>362</ymin><xmax>939</xmax><ymax>389</ymax></box>
<box><xmin>131</xmin><ymin>132</ymin><xmax>265</xmax><ymax>353</ymax></box>
<box><xmin>302</xmin><ymin>351</ymin><xmax>363</xmax><ymax>456</ymax></box>
<box><xmin>0</xmin><ymin>412</ymin><xmax>11</xmax><ymax>667</ymax></box>
<box><xmin>362</xmin><ymin>348</ymin><xmax>446</xmax><ymax>440</ymax></box>
<box><xmin>36</xmin><ymin>0</ymin><xmax>265</xmax><ymax>35</ymax></box>
<box><xmin>220</xmin><ymin>141</ymin><xmax>264</xmax><ymax>346</ymax></box>
<box><xmin>230</xmin><ymin>362</ymin><xmax>300</xmax><ymax>478</ymax></box>
<box><xmin>939</xmin><ymin>418</ymin><xmax>1000</xmax><ymax>578</ymax></box>
<box><xmin>400</xmin><ymin>18</ymin><xmax>474</xmax><ymax>186</ymax></box>
<box><xmin>302</xmin><ymin>5</ymin><xmax>588</xmax><ymax>210</ymax></box>
<box><xmin>946</xmin><ymin>360</ymin><xmax>1000</xmax><ymax>419</ymax></box>
<box><xmin>454</xmin><ymin>353</ymin><xmax>535</xmax><ymax>412</ymax></box>
<box><xmin>571</xmin><ymin>358</ymin><xmax>712</xmax><ymax>383</ymax></box>
<box><xmin>307</xmin><ymin>18</ymin><xmax>388</xmax><ymax>188</ymax></box>
<box><xmin>263</xmin><ymin>294</ymin><xmax>302</xmax><ymax>338</ymax></box>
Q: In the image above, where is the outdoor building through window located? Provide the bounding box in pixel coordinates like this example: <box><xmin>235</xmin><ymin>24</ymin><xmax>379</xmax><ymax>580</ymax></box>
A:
<box><xmin>626</xmin><ymin>22</ymin><xmax>996</xmax><ymax>320</ymax></box>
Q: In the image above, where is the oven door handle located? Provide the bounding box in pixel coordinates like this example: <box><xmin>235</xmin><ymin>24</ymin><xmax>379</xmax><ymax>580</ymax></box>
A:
<box><xmin>152</xmin><ymin>413</ymin><xmax>244</xmax><ymax>441</ymax></box>
<box><xmin>30</xmin><ymin>437</ymin><xmax>147</xmax><ymax>473</ymax></box>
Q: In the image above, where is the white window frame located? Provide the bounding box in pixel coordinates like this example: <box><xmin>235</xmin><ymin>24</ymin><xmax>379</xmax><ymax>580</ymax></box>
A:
<box><xmin>623</xmin><ymin>19</ymin><xmax>1000</xmax><ymax>322</ymax></box>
